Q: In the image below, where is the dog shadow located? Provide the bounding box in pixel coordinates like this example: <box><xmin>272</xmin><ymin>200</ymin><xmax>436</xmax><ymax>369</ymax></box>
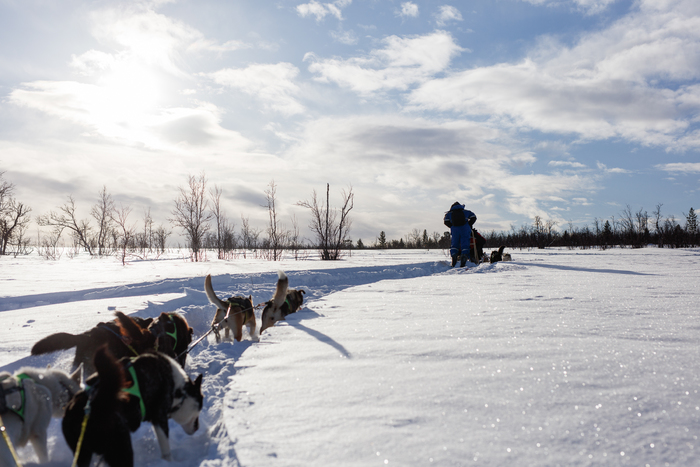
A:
<box><xmin>288</xmin><ymin>316</ymin><xmax>352</xmax><ymax>359</ymax></box>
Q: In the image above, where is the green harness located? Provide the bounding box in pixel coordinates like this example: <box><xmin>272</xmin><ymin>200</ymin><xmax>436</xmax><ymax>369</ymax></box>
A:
<box><xmin>154</xmin><ymin>313</ymin><xmax>179</xmax><ymax>353</ymax></box>
<box><xmin>122</xmin><ymin>364</ymin><xmax>146</xmax><ymax>421</ymax></box>
<box><xmin>3</xmin><ymin>373</ymin><xmax>31</xmax><ymax>420</ymax></box>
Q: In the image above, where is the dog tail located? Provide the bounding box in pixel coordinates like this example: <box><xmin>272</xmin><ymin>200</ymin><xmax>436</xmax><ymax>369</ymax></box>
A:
<box><xmin>92</xmin><ymin>346</ymin><xmax>128</xmax><ymax>409</ymax></box>
<box><xmin>204</xmin><ymin>274</ymin><xmax>229</xmax><ymax>310</ymax></box>
<box><xmin>272</xmin><ymin>271</ymin><xmax>289</xmax><ymax>309</ymax></box>
<box><xmin>31</xmin><ymin>332</ymin><xmax>83</xmax><ymax>355</ymax></box>
<box><xmin>498</xmin><ymin>245</ymin><xmax>506</xmax><ymax>254</ymax></box>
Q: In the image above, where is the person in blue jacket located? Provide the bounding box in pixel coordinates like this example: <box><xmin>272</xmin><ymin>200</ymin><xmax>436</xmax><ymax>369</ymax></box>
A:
<box><xmin>443</xmin><ymin>202</ymin><xmax>477</xmax><ymax>267</ymax></box>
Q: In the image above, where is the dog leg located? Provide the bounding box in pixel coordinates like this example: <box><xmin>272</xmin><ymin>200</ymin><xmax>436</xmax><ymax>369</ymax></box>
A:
<box><xmin>153</xmin><ymin>424</ymin><xmax>172</xmax><ymax>461</ymax></box>
<box><xmin>30</xmin><ymin>432</ymin><xmax>50</xmax><ymax>463</ymax></box>
<box><xmin>233</xmin><ymin>314</ymin><xmax>243</xmax><ymax>342</ymax></box>
<box><xmin>103</xmin><ymin>429</ymin><xmax>134</xmax><ymax>467</ymax></box>
<box><xmin>247</xmin><ymin>318</ymin><xmax>258</xmax><ymax>341</ymax></box>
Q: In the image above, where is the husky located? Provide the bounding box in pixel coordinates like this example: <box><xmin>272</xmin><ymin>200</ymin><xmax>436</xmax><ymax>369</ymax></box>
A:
<box><xmin>147</xmin><ymin>312</ymin><xmax>194</xmax><ymax>367</ymax></box>
<box><xmin>0</xmin><ymin>366</ymin><xmax>81</xmax><ymax>466</ymax></box>
<box><xmin>490</xmin><ymin>245</ymin><xmax>513</xmax><ymax>263</ymax></box>
<box><xmin>62</xmin><ymin>347</ymin><xmax>203</xmax><ymax>467</ymax></box>
<box><xmin>31</xmin><ymin>312</ymin><xmax>155</xmax><ymax>375</ymax></box>
<box><xmin>205</xmin><ymin>274</ymin><xmax>256</xmax><ymax>342</ymax></box>
<box><xmin>260</xmin><ymin>271</ymin><xmax>305</xmax><ymax>334</ymax></box>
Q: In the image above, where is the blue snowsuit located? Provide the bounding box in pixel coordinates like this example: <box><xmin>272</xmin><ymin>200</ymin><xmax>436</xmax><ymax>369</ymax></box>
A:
<box><xmin>444</xmin><ymin>204</ymin><xmax>476</xmax><ymax>262</ymax></box>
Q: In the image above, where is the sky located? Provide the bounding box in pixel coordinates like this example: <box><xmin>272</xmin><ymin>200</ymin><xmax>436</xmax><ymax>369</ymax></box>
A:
<box><xmin>1</xmin><ymin>0</ymin><xmax>699</xmax><ymax>244</ymax></box>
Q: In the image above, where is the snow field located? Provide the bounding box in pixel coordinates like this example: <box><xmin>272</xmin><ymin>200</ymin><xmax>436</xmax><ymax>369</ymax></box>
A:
<box><xmin>1</xmin><ymin>248</ymin><xmax>699</xmax><ymax>466</ymax></box>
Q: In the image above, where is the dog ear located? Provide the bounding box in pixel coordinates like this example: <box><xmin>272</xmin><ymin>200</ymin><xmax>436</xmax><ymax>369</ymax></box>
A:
<box><xmin>194</xmin><ymin>374</ymin><xmax>203</xmax><ymax>388</ymax></box>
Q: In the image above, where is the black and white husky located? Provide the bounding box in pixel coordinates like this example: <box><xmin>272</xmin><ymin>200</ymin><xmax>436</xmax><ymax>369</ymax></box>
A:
<box><xmin>62</xmin><ymin>347</ymin><xmax>203</xmax><ymax>467</ymax></box>
<box><xmin>0</xmin><ymin>366</ymin><xmax>81</xmax><ymax>466</ymax></box>
<box><xmin>260</xmin><ymin>271</ymin><xmax>305</xmax><ymax>334</ymax></box>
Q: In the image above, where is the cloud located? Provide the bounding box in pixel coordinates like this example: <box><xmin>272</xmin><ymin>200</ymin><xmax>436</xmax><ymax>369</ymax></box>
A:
<box><xmin>408</xmin><ymin>0</ymin><xmax>700</xmax><ymax>151</ymax></box>
<box><xmin>7</xmin><ymin>3</ymin><xmax>261</xmax><ymax>152</ymax></box>
<box><xmin>656</xmin><ymin>162</ymin><xmax>700</xmax><ymax>173</ymax></box>
<box><xmin>305</xmin><ymin>31</ymin><xmax>463</xmax><ymax>94</ymax></box>
<box><xmin>434</xmin><ymin>5</ymin><xmax>463</xmax><ymax>26</ymax></box>
<box><xmin>520</xmin><ymin>0</ymin><xmax>619</xmax><ymax>15</ymax></box>
<box><xmin>208</xmin><ymin>63</ymin><xmax>305</xmax><ymax>116</ymax></box>
<box><xmin>284</xmin><ymin>114</ymin><xmax>596</xmax><ymax>227</ymax></box>
<box><xmin>9</xmin><ymin>80</ymin><xmax>252</xmax><ymax>152</ymax></box>
<box><xmin>296</xmin><ymin>0</ymin><xmax>352</xmax><ymax>21</ymax></box>
<box><xmin>549</xmin><ymin>160</ymin><xmax>587</xmax><ymax>168</ymax></box>
<box><xmin>399</xmin><ymin>2</ymin><xmax>419</xmax><ymax>18</ymax></box>
<box><xmin>330</xmin><ymin>28</ymin><xmax>358</xmax><ymax>45</ymax></box>
<box><xmin>70</xmin><ymin>50</ymin><xmax>118</xmax><ymax>76</ymax></box>
<box><xmin>596</xmin><ymin>161</ymin><xmax>630</xmax><ymax>174</ymax></box>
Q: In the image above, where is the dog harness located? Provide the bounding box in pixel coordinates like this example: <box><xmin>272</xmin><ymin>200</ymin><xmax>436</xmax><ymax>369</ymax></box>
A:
<box><xmin>165</xmin><ymin>314</ymin><xmax>178</xmax><ymax>350</ymax></box>
<box><xmin>154</xmin><ymin>313</ymin><xmax>179</xmax><ymax>353</ymax></box>
<box><xmin>221</xmin><ymin>297</ymin><xmax>254</xmax><ymax>323</ymax></box>
<box><xmin>0</xmin><ymin>373</ymin><xmax>31</xmax><ymax>420</ymax></box>
<box><xmin>123</xmin><ymin>363</ymin><xmax>146</xmax><ymax>421</ymax></box>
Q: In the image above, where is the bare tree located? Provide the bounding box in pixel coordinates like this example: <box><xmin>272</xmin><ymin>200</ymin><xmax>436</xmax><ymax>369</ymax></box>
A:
<box><xmin>0</xmin><ymin>173</ymin><xmax>32</xmax><ymax>255</ymax></box>
<box><xmin>264</xmin><ymin>180</ymin><xmax>288</xmax><ymax>261</ymax></box>
<box><xmin>619</xmin><ymin>204</ymin><xmax>635</xmax><ymax>245</ymax></box>
<box><xmin>407</xmin><ymin>228</ymin><xmax>422</xmax><ymax>248</ymax></box>
<box><xmin>37</xmin><ymin>226</ymin><xmax>64</xmax><ymax>260</ymax></box>
<box><xmin>91</xmin><ymin>186</ymin><xmax>115</xmax><ymax>256</ymax></box>
<box><xmin>134</xmin><ymin>208</ymin><xmax>154</xmax><ymax>254</ymax></box>
<box><xmin>210</xmin><ymin>185</ymin><xmax>236</xmax><ymax>259</ymax></box>
<box><xmin>153</xmin><ymin>224</ymin><xmax>171</xmax><ymax>254</ymax></box>
<box><xmin>653</xmin><ymin>204</ymin><xmax>664</xmax><ymax>247</ymax></box>
<box><xmin>37</xmin><ymin>195</ymin><xmax>94</xmax><ymax>255</ymax></box>
<box><xmin>112</xmin><ymin>204</ymin><xmax>135</xmax><ymax>265</ymax></box>
<box><xmin>288</xmin><ymin>214</ymin><xmax>308</xmax><ymax>260</ymax></box>
<box><xmin>170</xmin><ymin>173</ymin><xmax>212</xmax><ymax>262</ymax></box>
<box><xmin>297</xmin><ymin>183</ymin><xmax>354</xmax><ymax>260</ymax></box>
<box><xmin>240</xmin><ymin>215</ymin><xmax>261</xmax><ymax>252</ymax></box>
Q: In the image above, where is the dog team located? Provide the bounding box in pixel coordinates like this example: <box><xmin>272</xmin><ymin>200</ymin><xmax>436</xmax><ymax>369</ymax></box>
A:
<box><xmin>0</xmin><ymin>271</ymin><xmax>304</xmax><ymax>467</ymax></box>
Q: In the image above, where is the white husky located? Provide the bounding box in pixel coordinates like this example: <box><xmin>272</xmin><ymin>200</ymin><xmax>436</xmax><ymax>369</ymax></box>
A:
<box><xmin>0</xmin><ymin>366</ymin><xmax>81</xmax><ymax>466</ymax></box>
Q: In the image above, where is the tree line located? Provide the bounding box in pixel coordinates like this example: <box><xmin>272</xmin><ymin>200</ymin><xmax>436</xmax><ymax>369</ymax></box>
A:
<box><xmin>360</xmin><ymin>204</ymin><xmax>699</xmax><ymax>251</ymax></box>
<box><xmin>2</xmin><ymin>171</ymin><xmax>697</xmax><ymax>259</ymax></box>
<box><xmin>0</xmin><ymin>171</ymin><xmax>354</xmax><ymax>262</ymax></box>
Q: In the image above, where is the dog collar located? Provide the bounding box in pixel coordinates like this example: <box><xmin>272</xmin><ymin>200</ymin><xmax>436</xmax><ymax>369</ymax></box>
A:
<box><xmin>122</xmin><ymin>364</ymin><xmax>146</xmax><ymax>421</ymax></box>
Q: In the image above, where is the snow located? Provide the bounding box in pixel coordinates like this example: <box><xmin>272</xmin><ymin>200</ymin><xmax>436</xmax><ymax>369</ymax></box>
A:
<box><xmin>1</xmin><ymin>247</ymin><xmax>699</xmax><ymax>466</ymax></box>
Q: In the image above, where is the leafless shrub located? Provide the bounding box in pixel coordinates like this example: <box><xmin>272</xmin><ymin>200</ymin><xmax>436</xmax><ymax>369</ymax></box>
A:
<box><xmin>297</xmin><ymin>183</ymin><xmax>354</xmax><ymax>260</ymax></box>
<box><xmin>0</xmin><ymin>172</ymin><xmax>32</xmax><ymax>256</ymax></box>
<box><xmin>170</xmin><ymin>173</ymin><xmax>212</xmax><ymax>262</ymax></box>
<box><xmin>37</xmin><ymin>196</ymin><xmax>94</xmax><ymax>255</ymax></box>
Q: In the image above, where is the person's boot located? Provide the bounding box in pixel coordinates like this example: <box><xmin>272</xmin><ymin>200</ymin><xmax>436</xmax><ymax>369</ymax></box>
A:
<box><xmin>451</xmin><ymin>255</ymin><xmax>458</xmax><ymax>267</ymax></box>
<box><xmin>460</xmin><ymin>255</ymin><xmax>468</xmax><ymax>267</ymax></box>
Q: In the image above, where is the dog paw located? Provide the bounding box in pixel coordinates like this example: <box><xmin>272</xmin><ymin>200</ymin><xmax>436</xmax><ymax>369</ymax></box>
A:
<box><xmin>162</xmin><ymin>453</ymin><xmax>173</xmax><ymax>461</ymax></box>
